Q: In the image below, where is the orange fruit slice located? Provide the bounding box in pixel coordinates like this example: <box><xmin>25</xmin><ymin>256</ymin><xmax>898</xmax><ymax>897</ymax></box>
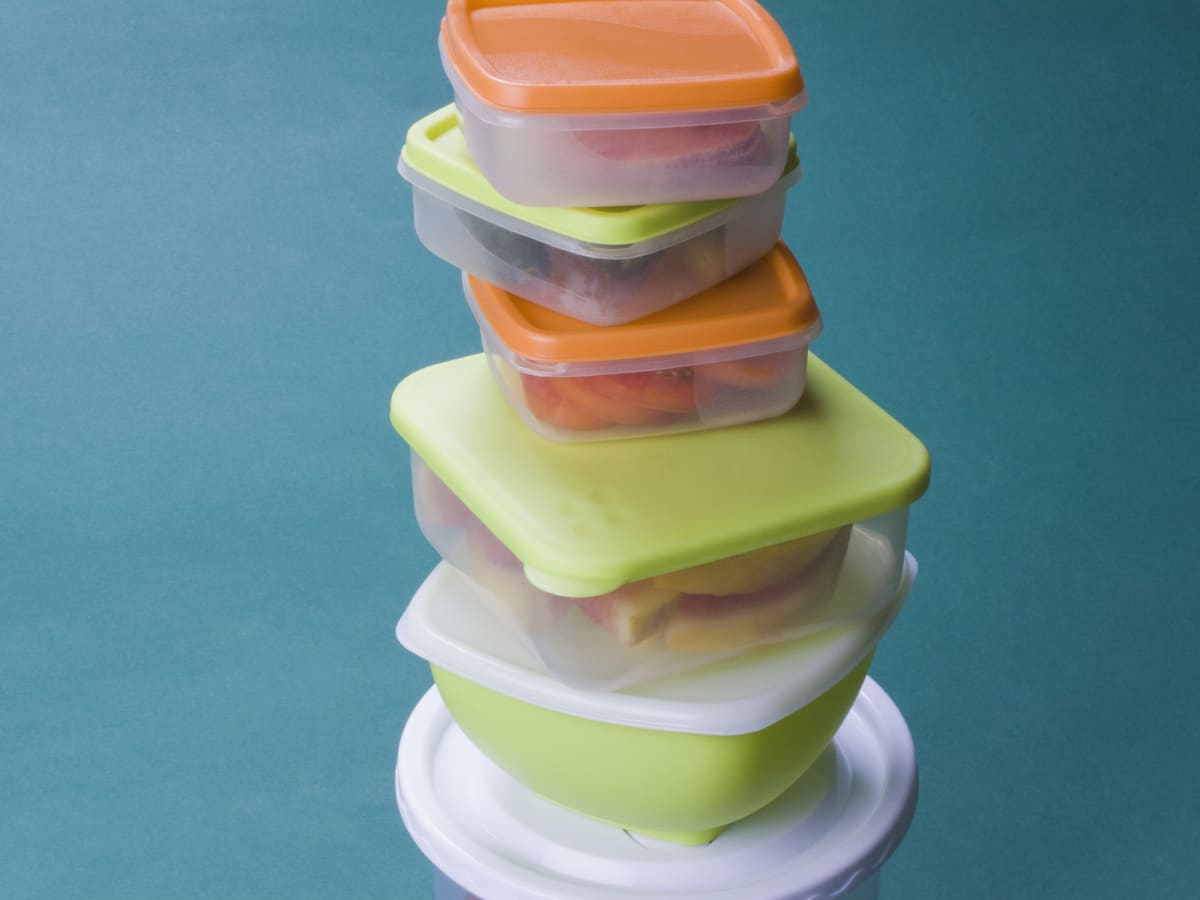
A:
<box><xmin>700</xmin><ymin>351</ymin><xmax>794</xmax><ymax>389</ymax></box>
<box><xmin>553</xmin><ymin>376</ymin><xmax>675</xmax><ymax>426</ymax></box>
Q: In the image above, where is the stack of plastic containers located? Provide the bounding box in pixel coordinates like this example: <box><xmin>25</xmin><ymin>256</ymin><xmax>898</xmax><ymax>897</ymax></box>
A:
<box><xmin>391</xmin><ymin>2</ymin><xmax>931</xmax><ymax>898</ymax></box>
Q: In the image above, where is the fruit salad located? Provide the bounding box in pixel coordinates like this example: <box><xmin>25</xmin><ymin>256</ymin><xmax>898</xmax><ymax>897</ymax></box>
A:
<box><xmin>413</xmin><ymin>462</ymin><xmax>852</xmax><ymax>659</ymax></box>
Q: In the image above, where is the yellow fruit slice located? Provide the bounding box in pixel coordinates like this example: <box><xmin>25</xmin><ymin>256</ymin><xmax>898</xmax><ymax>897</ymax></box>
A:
<box><xmin>662</xmin><ymin>527</ymin><xmax>852</xmax><ymax>655</ymax></box>
<box><xmin>574</xmin><ymin>580</ymin><xmax>680</xmax><ymax>646</ymax></box>
<box><xmin>653</xmin><ymin>526</ymin><xmax>849</xmax><ymax>597</ymax></box>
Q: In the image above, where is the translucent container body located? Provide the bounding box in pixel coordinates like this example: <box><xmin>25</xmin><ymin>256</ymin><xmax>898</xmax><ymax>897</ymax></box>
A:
<box><xmin>412</xmin><ymin>452</ymin><xmax>909</xmax><ymax>690</ymax></box>
<box><xmin>396</xmin><ymin>677</ymin><xmax>917</xmax><ymax>898</ymax></box>
<box><xmin>486</xmin><ymin>347</ymin><xmax>810</xmax><ymax>442</ymax></box>
<box><xmin>396</xmin><ymin>558</ymin><xmax>915</xmax><ymax>844</ymax></box>
<box><xmin>465</xmin><ymin>272</ymin><xmax>819</xmax><ymax>441</ymax></box>
<box><xmin>398</xmin><ymin>114</ymin><xmax>800</xmax><ymax>327</ymax></box>
<box><xmin>438</xmin><ymin>0</ymin><xmax>807</xmax><ymax>207</ymax></box>
<box><xmin>451</xmin><ymin>79</ymin><xmax>798</xmax><ymax>206</ymax></box>
<box><xmin>391</xmin><ymin>353</ymin><xmax>930</xmax><ymax>688</ymax></box>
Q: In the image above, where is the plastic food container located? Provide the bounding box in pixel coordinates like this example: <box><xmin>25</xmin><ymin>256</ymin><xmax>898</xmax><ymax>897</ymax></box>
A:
<box><xmin>396</xmin><ymin>556</ymin><xmax>915</xmax><ymax>846</ymax></box>
<box><xmin>397</xmin><ymin>104</ymin><xmax>801</xmax><ymax>327</ymax></box>
<box><xmin>438</xmin><ymin>0</ymin><xmax>806</xmax><ymax>205</ymax></box>
<box><xmin>463</xmin><ymin>242</ymin><xmax>820</xmax><ymax>441</ymax></box>
<box><xmin>390</xmin><ymin>353</ymin><xmax>930</xmax><ymax>690</ymax></box>
<box><xmin>395</xmin><ymin>675</ymin><xmax>918</xmax><ymax>897</ymax></box>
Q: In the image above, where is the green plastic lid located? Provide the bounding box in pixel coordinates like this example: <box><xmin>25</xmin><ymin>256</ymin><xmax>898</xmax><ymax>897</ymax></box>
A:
<box><xmin>397</xmin><ymin>103</ymin><xmax>800</xmax><ymax>248</ymax></box>
<box><xmin>390</xmin><ymin>354</ymin><xmax>929</xmax><ymax>598</ymax></box>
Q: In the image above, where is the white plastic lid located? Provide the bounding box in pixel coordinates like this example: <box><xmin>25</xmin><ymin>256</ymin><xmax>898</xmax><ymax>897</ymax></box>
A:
<box><xmin>396</xmin><ymin>678</ymin><xmax>917</xmax><ymax>900</ymax></box>
<box><xmin>395</xmin><ymin>554</ymin><xmax>916</xmax><ymax>736</ymax></box>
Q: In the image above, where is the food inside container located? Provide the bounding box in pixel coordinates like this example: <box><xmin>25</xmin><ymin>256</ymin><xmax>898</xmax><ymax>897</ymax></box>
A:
<box><xmin>397</xmin><ymin>104</ymin><xmax>800</xmax><ymax>326</ymax></box>
<box><xmin>438</xmin><ymin>0</ymin><xmax>806</xmax><ymax>205</ymax></box>
<box><xmin>395</xmin><ymin>674</ymin><xmax>918</xmax><ymax>897</ymax></box>
<box><xmin>463</xmin><ymin>242</ymin><xmax>821</xmax><ymax>441</ymax></box>
<box><xmin>414</xmin><ymin>456</ymin><xmax>897</xmax><ymax>676</ymax></box>
<box><xmin>390</xmin><ymin>353</ymin><xmax>930</xmax><ymax>690</ymax></box>
<box><xmin>395</xmin><ymin>557</ymin><xmax>915</xmax><ymax>845</ymax></box>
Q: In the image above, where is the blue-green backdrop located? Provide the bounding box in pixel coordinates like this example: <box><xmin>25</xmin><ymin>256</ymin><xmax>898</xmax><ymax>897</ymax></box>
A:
<box><xmin>2</xmin><ymin>1</ymin><xmax>1198</xmax><ymax>897</ymax></box>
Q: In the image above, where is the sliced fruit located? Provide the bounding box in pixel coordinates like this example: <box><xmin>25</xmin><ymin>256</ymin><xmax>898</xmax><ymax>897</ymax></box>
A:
<box><xmin>662</xmin><ymin>586</ymin><xmax>800</xmax><ymax>655</ymax></box>
<box><xmin>700</xmin><ymin>351</ymin><xmax>796</xmax><ymax>389</ymax></box>
<box><xmin>575</xmin><ymin>121</ymin><xmax>766</xmax><ymax>166</ymax></box>
<box><xmin>662</xmin><ymin>527</ymin><xmax>852</xmax><ymax>655</ymax></box>
<box><xmin>520</xmin><ymin>374</ymin><xmax>610</xmax><ymax>431</ymax></box>
<box><xmin>586</xmin><ymin>369</ymin><xmax>699</xmax><ymax>414</ymax></box>
<box><xmin>553</xmin><ymin>377</ymin><xmax>676</xmax><ymax>426</ymax></box>
<box><xmin>653</xmin><ymin>526</ymin><xmax>850</xmax><ymax>597</ymax></box>
<box><xmin>463</xmin><ymin>520</ymin><xmax>522</xmax><ymax>570</ymax></box>
<box><xmin>572</xmin><ymin>580</ymin><xmax>679</xmax><ymax>646</ymax></box>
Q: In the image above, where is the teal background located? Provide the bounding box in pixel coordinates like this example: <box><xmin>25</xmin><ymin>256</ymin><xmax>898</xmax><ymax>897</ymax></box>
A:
<box><xmin>2</xmin><ymin>0</ymin><xmax>1197</xmax><ymax>897</ymax></box>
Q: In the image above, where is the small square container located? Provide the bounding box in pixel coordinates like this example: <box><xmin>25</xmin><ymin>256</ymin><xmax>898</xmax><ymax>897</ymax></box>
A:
<box><xmin>439</xmin><ymin>0</ymin><xmax>806</xmax><ymax>205</ymax></box>
<box><xmin>395</xmin><ymin>674</ymin><xmax>918</xmax><ymax>898</ymax></box>
<box><xmin>396</xmin><ymin>556</ymin><xmax>915</xmax><ymax>846</ymax></box>
<box><xmin>390</xmin><ymin>353</ymin><xmax>930</xmax><ymax>690</ymax></box>
<box><xmin>397</xmin><ymin>104</ymin><xmax>801</xmax><ymax>327</ymax></box>
<box><xmin>464</xmin><ymin>242</ymin><xmax>821</xmax><ymax>442</ymax></box>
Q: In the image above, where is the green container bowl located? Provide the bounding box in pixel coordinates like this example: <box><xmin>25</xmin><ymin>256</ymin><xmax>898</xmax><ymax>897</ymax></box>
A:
<box><xmin>430</xmin><ymin>652</ymin><xmax>873</xmax><ymax>846</ymax></box>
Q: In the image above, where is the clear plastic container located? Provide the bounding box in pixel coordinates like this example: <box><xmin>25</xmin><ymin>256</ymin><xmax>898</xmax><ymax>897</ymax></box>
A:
<box><xmin>413</xmin><ymin>454</ymin><xmax>905</xmax><ymax>688</ymax></box>
<box><xmin>395</xmin><ymin>676</ymin><xmax>918</xmax><ymax>898</ymax></box>
<box><xmin>390</xmin><ymin>353</ymin><xmax>930</xmax><ymax>690</ymax></box>
<box><xmin>464</xmin><ymin>243</ymin><xmax>821</xmax><ymax>441</ymax></box>
<box><xmin>397</xmin><ymin>104</ymin><xmax>801</xmax><ymax>326</ymax></box>
<box><xmin>395</xmin><ymin>558</ymin><xmax>914</xmax><ymax>843</ymax></box>
<box><xmin>438</xmin><ymin>0</ymin><xmax>806</xmax><ymax>205</ymax></box>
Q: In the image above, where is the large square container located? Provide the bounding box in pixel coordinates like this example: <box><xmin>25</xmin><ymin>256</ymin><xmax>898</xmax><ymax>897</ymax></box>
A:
<box><xmin>395</xmin><ymin>673</ymin><xmax>918</xmax><ymax>896</ymax></box>
<box><xmin>390</xmin><ymin>353</ymin><xmax>930</xmax><ymax>690</ymax></box>
<box><xmin>439</xmin><ymin>0</ymin><xmax>806</xmax><ymax>206</ymax></box>
<box><xmin>396</xmin><ymin>557</ymin><xmax>915</xmax><ymax>847</ymax></box>
<box><xmin>398</xmin><ymin>104</ymin><xmax>801</xmax><ymax>326</ymax></box>
<box><xmin>464</xmin><ymin>242</ymin><xmax>821</xmax><ymax>442</ymax></box>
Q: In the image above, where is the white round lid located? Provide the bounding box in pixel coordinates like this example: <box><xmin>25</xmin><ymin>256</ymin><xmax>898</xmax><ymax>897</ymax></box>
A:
<box><xmin>395</xmin><ymin>554</ymin><xmax>916</xmax><ymax>735</ymax></box>
<box><xmin>396</xmin><ymin>678</ymin><xmax>918</xmax><ymax>900</ymax></box>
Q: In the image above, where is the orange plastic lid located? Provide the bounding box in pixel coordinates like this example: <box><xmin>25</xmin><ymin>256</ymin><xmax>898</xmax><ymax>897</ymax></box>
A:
<box><xmin>469</xmin><ymin>242</ymin><xmax>819</xmax><ymax>363</ymax></box>
<box><xmin>442</xmin><ymin>0</ymin><xmax>804</xmax><ymax>115</ymax></box>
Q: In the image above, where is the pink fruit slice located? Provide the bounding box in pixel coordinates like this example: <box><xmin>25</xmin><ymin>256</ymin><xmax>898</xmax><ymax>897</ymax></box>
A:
<box><xmin>575</xmin><ymin>121</ymin><xmax>766</xmax><ymax>167</ymax></box>
<box><xmin>569</xmin><ymin>580</ymin><xmax>679</xmax><ymax>646</ymax></box>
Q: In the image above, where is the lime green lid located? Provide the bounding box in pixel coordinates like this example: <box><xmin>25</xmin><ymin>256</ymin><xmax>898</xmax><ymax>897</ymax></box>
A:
<box><xmin>390</xmin><ymin>354</ymin><xmax>929</xmax><ymax>597</ymax></box>
<box><xmin>398</xmin><ymin>104</ymin><xmax>799</xmax><ymax>247</ymax></box>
